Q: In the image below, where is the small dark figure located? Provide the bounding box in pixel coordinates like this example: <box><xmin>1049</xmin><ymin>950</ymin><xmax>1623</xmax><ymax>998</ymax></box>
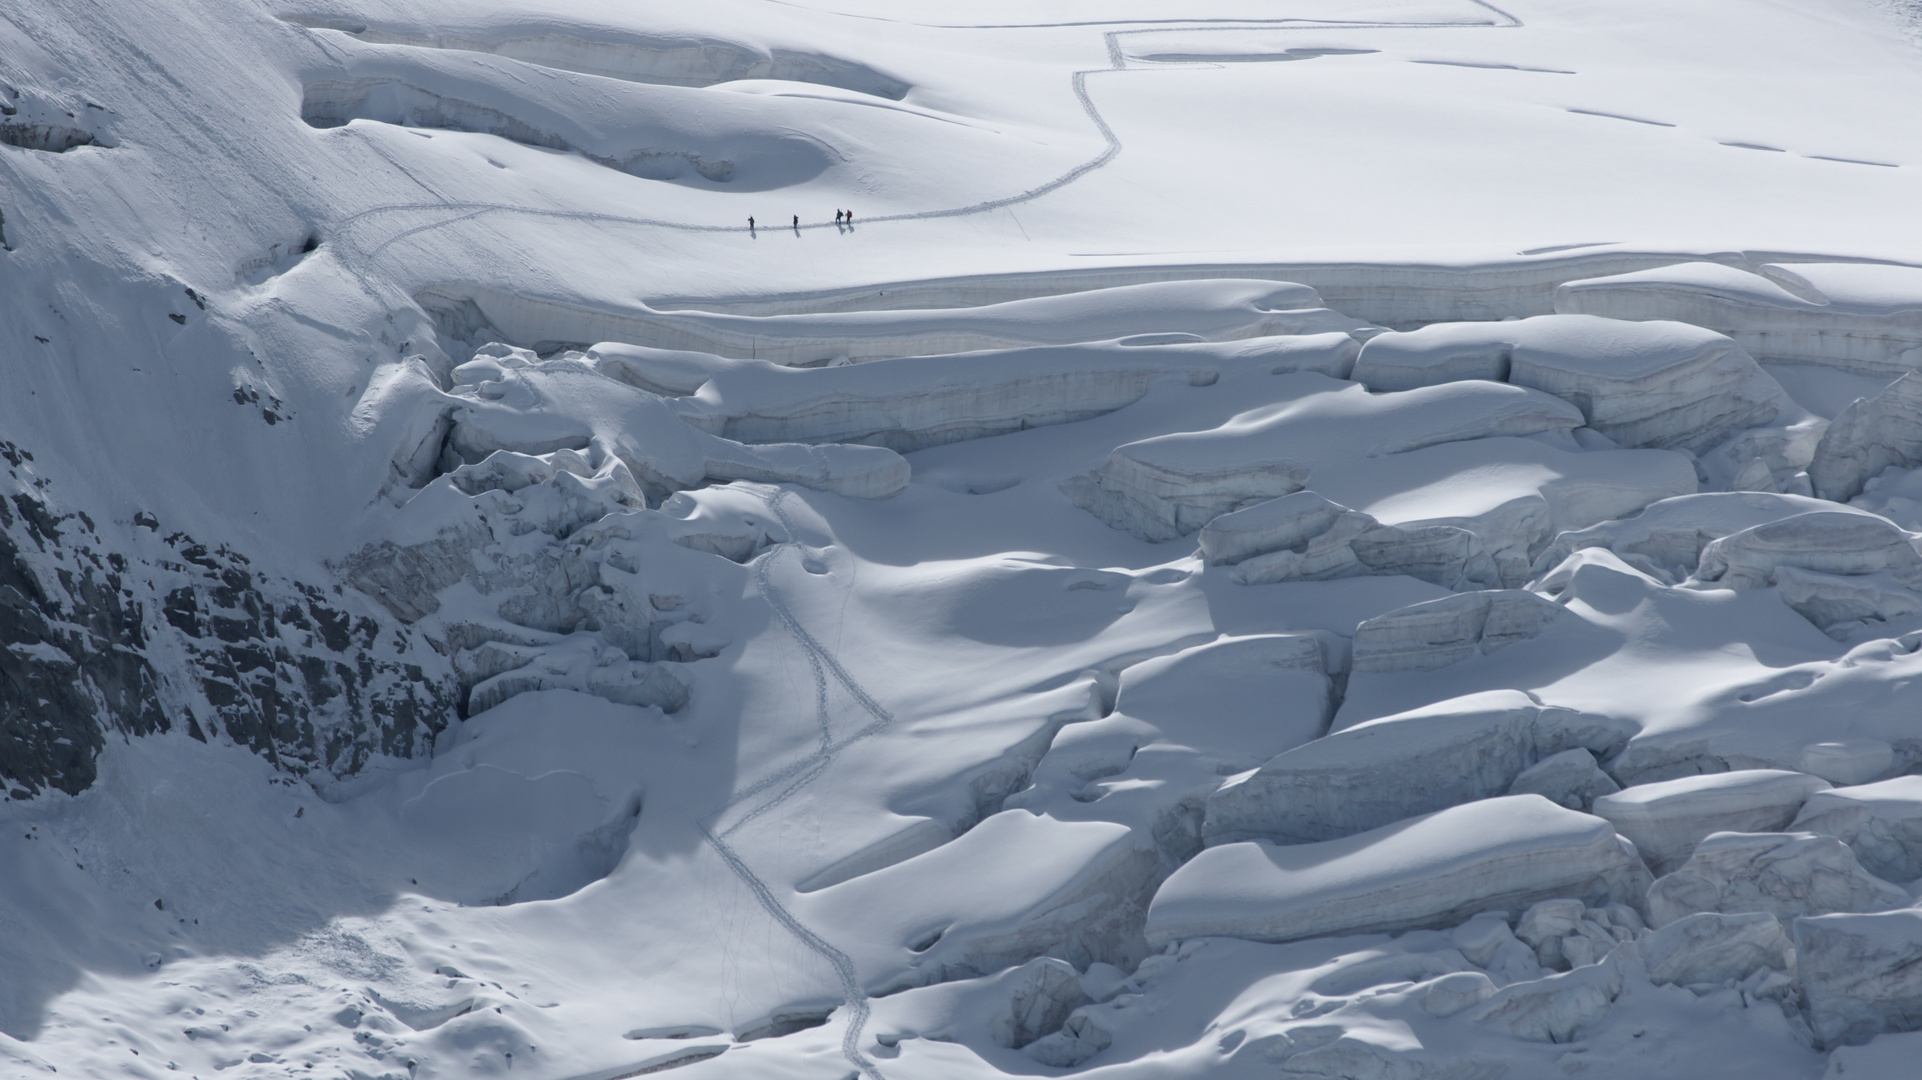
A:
<box><xmin>748</xmin><ymin>216</ymin><xmax>755</xmax><ymax>230</ymax></box>
<box><xmin>835</xmin><ymin>210</ymin><xmax>844</xmax><ymax>224</ymax></box>
<box><xmin>792</xmin><ymin>214</ymin><xmax>800</xmax><ymax>229</ymax></box>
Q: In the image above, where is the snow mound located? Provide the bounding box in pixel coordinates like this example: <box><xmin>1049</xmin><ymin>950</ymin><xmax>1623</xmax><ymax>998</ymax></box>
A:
<box><xmin>1069</xmin><ymin>377</ymin><xmax>1585</xmax><ymax>541</ymax></box>
<box><xmin>1147</xmin><ymin>795</ymin><xmax>1650</xmax><ymax>946</ymax></box>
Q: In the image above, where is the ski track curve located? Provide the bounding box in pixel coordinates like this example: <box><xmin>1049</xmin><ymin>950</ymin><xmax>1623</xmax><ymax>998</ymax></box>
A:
<box><xmin>699</xmin><ymin>487</ymin><xmax>897</xmax><ymax>1079</ymax></box>
<box><xmin>371</xmin><ymin>8</ymin><xmax>1520</xmax><ymax>1071</ymax></box>
<box><xmin>334</xmin><ymin>4</ymin><xmax>1521</xmax><ymax>257</ymax></box>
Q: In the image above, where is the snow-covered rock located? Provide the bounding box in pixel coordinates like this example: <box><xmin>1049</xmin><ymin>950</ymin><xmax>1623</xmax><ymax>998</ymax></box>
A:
<box><xmin>1590</xmin><ymin>770</ymin><xmax>1831</xmax><ymax>875</ymax></box>
<box><xmin>1640</xmin><ymin>910</ymin><xmax>1794</xmax><ymax>988</ymax></box>
<box><xmin>1349</xmin><ymin>589</ymin><xmax>1574</xmax><ymax>674</ymax></box>
<box><xmin>1792</xmin><ymin>777</ymin><xmax>1922</xmax><ymax>884</ymax></box>
<box><xmin>1809</xmin><ymin>372</ymin><xmax>1922</xmax><ymax>502</ymax></box>
<box><xmin>1555</xmin><ymin>261</ymin><xmax>1922</xmax><ymax>377</ymax></box>
<box><xmin>1645</xmin><ymin>831</ymin><xmax>1909</xmax><ymax>926</ymax></box>
<box><xmin>1147</xmin><ymin>795</ymin><xmax>1651</xmax><ymax>946</ymax></box>
<box><xmin>1794</xmin><ymin>909</ymin><xmax>1922</xmax><ymax>1047</ymax></box>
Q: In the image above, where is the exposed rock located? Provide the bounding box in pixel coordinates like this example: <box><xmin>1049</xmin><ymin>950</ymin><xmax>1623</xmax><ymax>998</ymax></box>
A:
<box><xmin>0</xmin><ymin>445</ymin><xmax>456</xmax><ymax>796</ymax></box>
<box><xmin>1794</xmin><ymin>908</ymin><xmax>1922</xmax><ymax>1047</ymax></box>
<box><xmin>1646</xmin><ymin>830</ymin><xmax>1908</xmax><ymax>926</ymax></box>
<box><xmin>1792</xmin><ymin>776</ymin><xmax>1922</xmax><ymax>884</ymax></box>
<box><xmin>1590</xmin><ymin>770</ymin><xmax>1831</xmax><ymax>875</ymax></box>
<box><xmin>1349</xmin><ymin>589</ymin><xmax>1572</xmax><ymax>674</ymax></box>
<box><xmin>1810</xmin><ymin>372</ymin><xmax>1922</xmax><ymax>502</ymax></box>
<box><xmin>1148</xmin><ymin>796</ymin><xmax>1652</xmax><ymax>946</ymax></box>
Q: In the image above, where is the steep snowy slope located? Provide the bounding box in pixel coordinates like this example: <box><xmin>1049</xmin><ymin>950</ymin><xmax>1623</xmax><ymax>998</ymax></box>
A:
<box><xmin>5</xmin><ymin>0</ymin><xmax>1922</xmax><ymax>1078</ymax></box>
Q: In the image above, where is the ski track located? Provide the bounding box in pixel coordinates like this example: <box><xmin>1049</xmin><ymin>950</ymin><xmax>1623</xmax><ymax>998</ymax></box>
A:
<box><xmin>336</xmin><ymin>4</ymin><xmax>1520</xmax><ymax>257</ymax></box>
<box><xmin>364</xmin><ymin>9</ymin><xmax>1523</xmax><ymax>1073</ymax></box>
<box><xmin>700</xmin><ymin>488</ymin><xmax>897</xmax><ymax>1079</ymax></box>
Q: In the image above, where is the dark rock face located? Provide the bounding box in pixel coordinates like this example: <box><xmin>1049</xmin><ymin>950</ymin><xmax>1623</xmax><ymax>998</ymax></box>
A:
<box><xmin>0</xmin><ymin>442</ymin><xmax>457</xmax><ymax>799</ymax></box>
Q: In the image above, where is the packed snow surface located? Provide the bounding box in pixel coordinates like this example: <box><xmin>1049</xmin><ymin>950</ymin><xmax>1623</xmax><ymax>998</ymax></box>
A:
<box><xmin>5</xmin><ymin>0</ymin><xmax>1922</xmax><ymax>1078</ymax></box>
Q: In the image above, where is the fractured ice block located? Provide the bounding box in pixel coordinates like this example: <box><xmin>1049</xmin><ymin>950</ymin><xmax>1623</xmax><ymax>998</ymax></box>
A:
<box><xmin>1147</xmin><ymin>795</ymin><xmax>1650</xmax><ymax>946</ymax></box>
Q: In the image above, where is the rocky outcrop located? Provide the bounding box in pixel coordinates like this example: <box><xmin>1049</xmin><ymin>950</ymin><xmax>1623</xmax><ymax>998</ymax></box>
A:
<box><xmin>0</xmin><ymin>443</ymin><xmax>456</xmax><ymax>798</ymax></box>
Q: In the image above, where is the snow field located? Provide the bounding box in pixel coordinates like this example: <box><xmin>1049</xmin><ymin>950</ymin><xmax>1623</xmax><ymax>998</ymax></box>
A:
<box><xmin>7</xmin><ymin>0</ymin><xmax>1922</xmax><ymax>1077</ymax></box>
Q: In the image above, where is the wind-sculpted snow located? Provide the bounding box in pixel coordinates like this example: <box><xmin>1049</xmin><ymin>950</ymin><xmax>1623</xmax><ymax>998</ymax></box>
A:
<box><xmin>11</xmin><ymin>0</ymin><xmax>1922</xmax><ymax>1072</ymax></box>
<box><xmin>1146</xmin><ymin>795</ymin><xmax>1652</xmax><ymax>947</ymax></box>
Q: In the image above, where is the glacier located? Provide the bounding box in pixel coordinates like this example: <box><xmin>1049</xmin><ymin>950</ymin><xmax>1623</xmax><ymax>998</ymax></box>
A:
<box><xmin>5</xmin><ymin>0</ymin><xmax>1922</xmax><ymax>1078</ymax></box>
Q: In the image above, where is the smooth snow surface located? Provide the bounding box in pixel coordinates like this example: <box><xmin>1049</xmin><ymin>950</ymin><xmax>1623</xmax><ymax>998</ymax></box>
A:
<box><xmin>6</xmin><ymin>0</ymin><xmax>1922</xmax><ymax>1078</ymax></box>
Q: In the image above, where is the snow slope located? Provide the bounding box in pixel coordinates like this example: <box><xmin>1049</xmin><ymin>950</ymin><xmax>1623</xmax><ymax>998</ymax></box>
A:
<box><xmin>5</xmin><ymin>0</ymin><xmax>1922</xmax><ymax>1078</ymax></box>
